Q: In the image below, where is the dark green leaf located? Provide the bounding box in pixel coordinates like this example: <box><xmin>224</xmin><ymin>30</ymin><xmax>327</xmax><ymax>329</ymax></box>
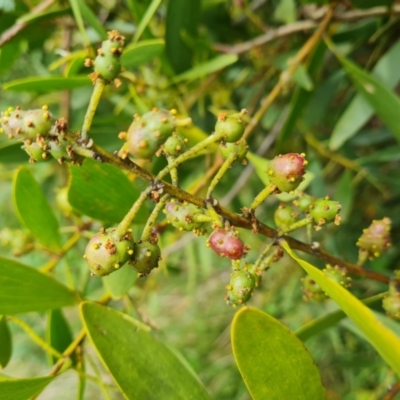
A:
<box><xmin>335</xmin><ymin>52</ymin><xmax>400</xmax><ymax>145</ymax></box>
<box><xmin>0</xmin><ymin>316</ymin><xmax>12</xmax><ymax>368</ymax></box>
<box><xmin>0</xmin><ymin>257</ymin><xmax>79</xmax><ymax>314</ymax></box>
<box><xmin>13</xmin><ymin>167</ymin><xmax>61</xmax><ymax>252</ymax></box>
<box><xmin>282</xmin><ymin>241</ymin><xmax>400</xmax><ymax>376</ymax></box>
<box><xmin>232</xmin><ymin>307</ymin><xmax>326</xmax><ymax>400</ymax></box>
<box><xmin>330</xmin><ymin>39</ymin><xmax>400</xmax><ymax>150</ymax></box>
<box><xmin>81</xmin><ymin>302</ymin><xmax>211</xmax><ymax>400</ymax></box>
<box><xmin>47</xmin><ymin>309</ymin><xmax>75</xmax><ymax>365</ymax></box>
<box><xmin>165</xmin><ymin>0</ymin><xmax>201</xmax><ymax>73</ymax></box>
<box><xmin>0</xmin><ymin>375</ymin><xmax>54</xmax><ymax>400</ymax></box>
<box><xmin>3</xmin><ymin>76</ymin><xmax>91</xmax><ymax>93</ymax></box>
<box><xmin>133</xmin><ymin>0</ymin><xmax>162</xmax><ymax>43</ymax></box>
<box><xmin>121</xmin><ymin>39</ymin><xmax>165</xmax><ymax>68</ymax></box>
<box><xmin>0</xmin><ymin>143</ymin><xmax>28</xmax><ymax>164</ymax></box>
<box><xmin>335</xmin><ymin>170</ymin><xmax>353</xmax><ymax>222</ymax></box>
<box><xmin>68</xmin><ymin>158</ymin><xmax>148</xmax><ymax>223</ymax></box>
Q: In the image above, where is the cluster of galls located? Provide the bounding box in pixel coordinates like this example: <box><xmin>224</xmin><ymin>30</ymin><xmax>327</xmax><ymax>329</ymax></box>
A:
<box><xmin>383</xmin><ymin>272</ymin><xmax>400</xmax><ymax>320</ymax></box>
<box><xmin>302</xmin><ymin>264</ymin><xmax>351</xmax><ymax>302</ymax></box>
<box><xmin>118</xmin><ymin>108</ymin><xmax>185</xmax><ymax>160</ymax></box>
<box><xmin>0</xmin><ymin>106</ymin><xmax>81</xmax><ymax>164</ymax></box>
<box><xmin>85</xmin><ymin>30</ymin><xmax>125</xmax><ymax>83</ymax></box>
<box><xmin>84</xmin><ymin>228</ymin><xmax>161</xmax><ymax>278</ymax></box>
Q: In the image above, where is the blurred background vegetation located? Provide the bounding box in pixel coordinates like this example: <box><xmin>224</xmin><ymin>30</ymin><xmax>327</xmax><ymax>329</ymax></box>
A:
<box><xmin>1</xmin><ymin>0</ymin><xmax>400</xmax><ymax>399</ymax></box>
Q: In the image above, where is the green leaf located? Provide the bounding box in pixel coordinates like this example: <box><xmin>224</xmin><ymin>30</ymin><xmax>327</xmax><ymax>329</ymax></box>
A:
<box><xmin>281</xmin><ymin>241</ymin><xmax>400</xmax><ymax>376</ymax></box>
<box><xmin>291</xmin><ymin>65</ymin><xmax>314</xmax><ymax>91</ymax></box>
<box><xmin>47</xmin><ymin>309</ymin><xmax>75</xmax><ymax>365</ymax></box>
<box><xmin>333</xmin><ymin>50</ymin><xmax>400</xmax><ymax>146</ymax></box>
<box><xmin>335</xmin><ymin>170</ymin><xmax>353</xmax><ymax>222</ymax></box>
<box><xmin>330</xmin><ymin>39</ymin><xmax>400</xmax><ymax>150</ymax></box>
<box><xmin>172</xmin><ymin>54</ymin><xmax>238</xmax><ymax>83</ymax></box>
<box><xmin>232</xmin><ymin>307</ymin><xmax>326</xmax><ymax>400</ymax></box>
<box><xmin>121</xmin><ymin>39</ymin><xmax>165</xmax><ymax>68</ymax></box>
<box><xmin>295</xmin><ymin>293</ymin><xmax>385</xmax><ymax>341</ymax></box>
<box><xmin>68</xmin><ymin>0</ymin><xmax>90</xmax><ymax>47</ymax></box>
<box><xmin>0</xmin><ymin>142</ymin><xmax>28</xmax><ymax>164</ymax></box>
<box><xmin>3</xmin><ymin>76</ymin><xmax>91</xmax><ymax>92</ymax></box>
<box><xmin>68</xmin><ymin>158</ymin><xmax>148</xmax><ymax>223</ymax></box>
<box><xmin>133</xmin><ymin>0</ymin><xmax>162</xmax><ymax>44</ymax></box>
<box><xmin>13</xmin><ymin>167</ymin><xmax>61</xmax><ymax>252</ymax></box>
<box><xmin>0</xmin><ymin>257</ymin><xmax>79</xmax><ymax>314</ymax></box>
<box><xmin>0</xmin><ymin>375</ymin><xmax>54</xmax><ymax>400</ymax></box>
<box><xmin>81</xmin><ymin>302</ymin><xmax>211</xmax><ymax>400</ymax></box>
<box><xmin>0</xmin><ymin>316</ymin><xmax>12</xmax><ymax>368</ymax></box>
<box><xmin>165</xmin><ymin>0</ymin><xmax>201</xmax><ymax>73</ymax></box>
<box><xmin>103</xmin><ymin>264</ymin><xmax>137</xmax><ymax>299</ymax></box>
<box><xmin>77</xmin><ymin>0</ymin><xmax>107</xmax><ymax>40</ymax></box>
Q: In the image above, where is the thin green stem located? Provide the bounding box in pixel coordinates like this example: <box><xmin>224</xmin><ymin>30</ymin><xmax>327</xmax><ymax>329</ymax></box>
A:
<box><xmin>206</xmin><ymin>152</ymin><xmax>237</xmax><ymax>199</ymax></box>
<box><xmin>206</xmin><ymin>202</ymin><xmax>223</xmax><ymax>228</ymax></box>
<box><xmin>167</xmin><ymin>157</ymin><xmax>179</xmax><ymax>186</ymax></box>
<box><xmin>141</xmin><ymin>194</ymin><xmax>169</xmax><ymax>241</ymax></box>
<box><xmin>254</xmin><ymin>242</ymin><xmax>274</xmax><ymax>270</ymax></box>
<box><xmin>250</xmin><ymin>184</ymin><xmax>276</xmax><ymax>210</ymax></box>
<box><xmin>8</xmin><ymin>316</ymin><xmax>63</xmax><ymax>360</ymax></box>
<box><xmin>81</xmin><ymin>79</ymin><xmax>106</xmax><ymax>141</ymax></box>
<box><xmin>277</xmin><ymin>217</ymin><xmax>312</xmax><ymax>236</ymax></box>
<box><xmin>115</xmin><ymin>187</ymin><xmax>152</xmax><ymax>238</ymax></box>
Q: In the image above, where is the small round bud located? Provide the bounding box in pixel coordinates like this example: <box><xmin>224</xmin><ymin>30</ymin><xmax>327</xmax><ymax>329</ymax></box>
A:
<box><xmin>308</xmin><ymin>198</ymin><xmax>341</xmax><ymax>227</ymax></box>
<box><xmin>267</xmin><ymin>153</ymin><xmax>307</xmax><ymax>192</ymax></box>
<box><xmin>207</xmin><ymin>228</ymin><xmax>246</xmax><ymax>260</ymax></box>
<box><xmin>274</xmin><ymin>204</ymin><xmax>298</xmax><ymax>229</ymax></box>
<box><xmin>130</xmin><ymin>241</ymin><xmax>161</xmax><ymax>277</ymax></box>
<box><xmin>219</xmin><ymin>138</ymin><xmax>248</xmax><ymax>161</ymax></box>
<box><xmin>225</xmin><ymin>270</ymin><xmax>256</xmax><ymax>306</ymax></box>
<box><xmin>215</xmin><ymin>111</ymin><xmax>246</xmax><ymax>143</ymax></box>
<box><xmin>356</xmin><ymin>218</ymin><xmax>391</xmax><ymax>259</ymax></box>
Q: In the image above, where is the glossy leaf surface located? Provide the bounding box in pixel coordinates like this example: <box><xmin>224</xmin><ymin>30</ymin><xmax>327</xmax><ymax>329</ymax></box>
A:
<box><xmin>282</xmin><ymin>241</ymin><xmax>400</xmax><ymax>376</ymax></box>
<box><xmin>13</xmin><ymin>167</ymin><xmax>61</xmax><ymax>252</ymax></box>
<box><xmin>3</xmin><ymin>76</ymin><xmax>91</xmax><ymax>92</ymax></box>
<box><xmin>0</xmin><ymin>375</ymin><xmax>54</xmax><ymax>400</ymax></box>
<box><xmin>232</xmin><ymin>307</ymin><xmax>326</xmax><ymax>400</ymax></box>
<box><xmin>0</xmin><ymin>257</ymin><xmax>79</xmax><ymax>314</ymax></box>
<box><xmin>81</xmin><ymin>302</ymin><xmax>211</xmax><ymax>400</ymax></box>
<box><xmin>68</xmin><ymin>158</ymin><xmax>148</xmax><ymax>223</ymax></box>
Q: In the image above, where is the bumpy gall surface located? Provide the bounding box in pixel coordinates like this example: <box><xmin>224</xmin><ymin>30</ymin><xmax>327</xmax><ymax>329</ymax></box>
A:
<box><xmin>215</xmin><ymin>112</ymin><xmax>245</xmax><ymax>143</ymax></box>
<box><xmin>84</xmin><ymin>229</ymin><xmax>134</xmax><ymax>277</ymax></box>
<box><xmin>130</xmin><ymin>241</ymin><xmax>161</xmax><ymax>277</ymax></box>
<box><xmin>383</xmin><ymin>293</ymin><xmax>400</xmax><ymax>320</ymax></box>
<box><xmin>162</xmin><ymin>133</ymin><xmax>187</xmax><ymax>157</ymax></box>
<box><xmin>309</xmin><ymin>198</ymin><xmax>341</xmax><ymax>226</ymax></box>
<box><xmin>219</xmin><ymin>138</ymin><xmax>248</xmax><ymax>161</ymax></box>
<box><xmin>225</xmin><ymin>270</ymin><xmax>256</xmax><ymax>306</ymax></box>
<box><xmin>356</xmin><ymin>218</ymin><xmax>391</xmax><ymax>259</ymax></box>
<box><xmin>164</xmin><ymin>199</ymin><xmax>205</xmax><ymax>232</ymax></box>
<box><xmin>267</xmin><ymin>153</ymin><xmax>306</xmax><ymax>192</ymax></box>
<box><xmin>207</xmin><ymin>228</ymin><xmax>246</xmax><ymax>260</ymax></box>
<box><xmin>274</xmin><ymin>204</ymin><xmax>298</xmax><ymax>229</ymax></box>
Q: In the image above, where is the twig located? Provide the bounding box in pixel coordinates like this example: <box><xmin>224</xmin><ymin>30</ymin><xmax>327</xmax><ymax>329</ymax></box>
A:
<box><xmin>382</xmin><ymin>380</ymin><xmax>400</xmax><ymax>400</ymax></box>
<box><xmin>0</xmin><ymin>0</ymin><xmax>56</xmax><ymax>48</ymax></box>
<box><xmin>243</xmin><ymin>6</ymin><xmax>334</xmax><ymax>140</ymax></box>
<box><xmin>88</xmin><ymin>144</ymin><xmax>390</xmax><ymax>284</ymax></box>
<box><xmin>214</xmin><ymin>5</ymin><xmax>400</xmax><ymax>55</ymax></box>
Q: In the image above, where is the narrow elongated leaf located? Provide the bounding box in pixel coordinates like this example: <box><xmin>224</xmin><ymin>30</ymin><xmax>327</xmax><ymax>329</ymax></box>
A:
<box><xmin>0</xmin><ymin>375</ymin><xmax>54</xmax><ymax>400</ymax></box>
<box><xmin>133</xmin><ymin>0</ymin><xmax>162</xmax><ymax>43</ymax></box>
<box><xmin>335</xmin><ymin>170</ymin><xmax>353</xmax><ymax>221</ymax></box>
<box><xmin>172</xmin><ymin>55</ymin><xmax>238</xmax><ymax>83</ymax></box>
<box><xmin>47</xmin><ymin>309</ymin><xmax>75</xmax><ymax>365</ymax></box>
<box><xmin>68</xmin><ymin>0</ymin><xmax>90</xmax><ymax>47</ymax></box>
<box><xmin>295</xmin><ymin>293</ymin><xmax>385</xmax><ymax>341</ymax></box>
<box><xmin>121</xmin><ymin>39</ymin><xmax>165</xmax><ymax>68</ymax></box>
<box><xmin>13</xmin><ymin>167</ymin><xmax>61</xmax><ymax>252</ymax></box>
<box><xmin>281</xmin><ymin>241</ymin><xmax>400</xmax><ymax>376</ymax></box>
<box><xmin>330</xmin><ymin>39</ymin><xmax>400</xmax><ymax>150</ymax></box>
<box><xmin>334</xmin><ymin>53</ymin><xmax>400</xmax><ymax>145</ymax></box>
<box><xmin>0</xmin><ymin>257</ymin><xmax>79</xmax><ymax>314</ymax></box>
<box><xmin>165</xmin><ymin>0</ymin><xmax>201</xmax><ymax>73</ymax></box>
<box><xmin>68</xmin><ymin>158</ymin><xmax>148</xmax><ymax>223</ymax></box>
<box><xmin>103</xmin><ymin>264</ymin><xmax>137</xmax><ymax>299</ymax></box>
<box><xmin>3</xmin><ymin>76</ymin><xmax>91</xmax><ymax>92</ymax></box>
<box><xmin>232</xmin><ymin>307</ymin><xmax>326</xmax><ymax>400</ymax></box>
<box><xmin>0</xmin><ymin>316</ymin><xmax>12</xmax><ymax>368</ymax></box>
<box><xmin>78</xmin><ymin>0</ymin><xmax>107</xmax><ymax>40</ymax></box>
<box><xmin>81</xmin><ymin>302</ymin><xmax>211</xmax><ymax>400</ymax></box>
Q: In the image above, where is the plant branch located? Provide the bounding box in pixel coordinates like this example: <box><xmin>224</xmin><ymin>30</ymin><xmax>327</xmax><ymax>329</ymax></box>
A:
<box><xmin>0</xmin><ymin>0</ymin><xmax>56</xmax><ymax>48</ymax></box>
<box><xmin>88</xmin><ymin>144</ymin><xmax>390</xmax><ymax>284</ymax></box>
<box><xmin>243</xmin><ymin>6</ymin><xmax>334</xmax><ymax>140</ymax></box>
<box><xmin>214</xmin><ymin>5</ymin><xmax>400</xmax><ymax>55</ymax></box>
